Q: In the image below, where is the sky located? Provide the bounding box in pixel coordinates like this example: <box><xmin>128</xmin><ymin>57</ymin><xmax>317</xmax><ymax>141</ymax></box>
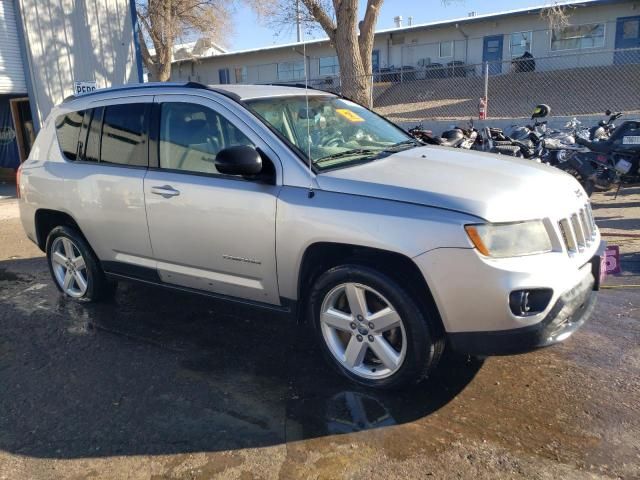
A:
<box><xmin>227</xmin><ymin>0</ymin><xmax>555</xmax><ymax>51</ymax></box>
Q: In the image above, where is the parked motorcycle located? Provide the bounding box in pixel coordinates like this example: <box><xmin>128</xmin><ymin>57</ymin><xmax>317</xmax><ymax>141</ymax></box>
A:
<box><xmin>409</xmin><ymin>120</ymin><xmax>478</xmax><ymax>149</ymax></box>
<box><xmin>407</xmin><ymin>124</ymin><xmax>440</xmax><ymax>145</ymax></box>
<box><xmin>566</xmin><ymin>119</ymin><xmax>640</xmax><ymax>195</ymax></box>
<box><xmin>589</xmin><ymin>109</ymin><xmax>623</xmax><ymax>141</ymax></box>
<box><xmin>408</xmin><ymin>105</ymin><xmax>639</xmax><ymax>196</ymax></box>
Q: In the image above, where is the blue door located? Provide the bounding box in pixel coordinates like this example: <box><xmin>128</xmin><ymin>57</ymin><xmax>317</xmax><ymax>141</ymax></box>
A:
<box><xmin>218</xmin><ymin>68</ymin><xmax>230</xmax><ymax>84</ymax></box>
<box><xmin>615</xmin><ymin>16</ymin><xmax>640</xmax><ymax>64</ymax></box>
<box><xmin>372</xmin><ymin>50</ymin><xmax>380</xmax><ymax>73</ymax></box>
<box><xmin>483</xmin><ymin>35</ymin><xmax>504</xmax><ymax>75</ymax></box>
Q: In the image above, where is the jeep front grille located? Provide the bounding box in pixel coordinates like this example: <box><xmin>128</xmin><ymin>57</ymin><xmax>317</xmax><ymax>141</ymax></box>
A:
<box><xmin>558</xmin><ymin>205</ymin><xmax>596</xmax><ymax>254</ymax></box>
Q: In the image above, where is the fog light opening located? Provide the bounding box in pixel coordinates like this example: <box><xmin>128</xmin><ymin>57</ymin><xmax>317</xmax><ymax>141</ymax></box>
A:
<box><xmin>509</xmin><ymin>289</ymin><xmax>553</xmax><ymax>317</ymax></box>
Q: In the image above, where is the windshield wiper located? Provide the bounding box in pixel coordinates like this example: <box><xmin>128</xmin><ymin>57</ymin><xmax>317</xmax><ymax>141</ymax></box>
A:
<box><xmin>313</xmin><ymin>148</ymin><xmax>381</xmax><ymax>164</ymax></box>
<box><xmin>379</xmin><ymin>139</ymin><xmax>422</xmax><ymax>153</ymax></box>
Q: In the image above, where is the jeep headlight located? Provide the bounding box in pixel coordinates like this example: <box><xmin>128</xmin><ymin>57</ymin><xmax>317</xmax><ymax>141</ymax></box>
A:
<box><xmin>464</xmin><ymin>220</ymin><xmax>552</xmax><ymax>258</ymax></box>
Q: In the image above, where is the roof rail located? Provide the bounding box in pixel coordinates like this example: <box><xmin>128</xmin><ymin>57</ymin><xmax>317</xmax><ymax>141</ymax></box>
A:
<box><xmin>62</xmin><ymin>81</ymin><xmax>209</xmax><ymax>103</ymax></box>
<box><xmin>267</xmin><ymin>82</ymin><xmax>330</xmax><ymax>93</ymax></box>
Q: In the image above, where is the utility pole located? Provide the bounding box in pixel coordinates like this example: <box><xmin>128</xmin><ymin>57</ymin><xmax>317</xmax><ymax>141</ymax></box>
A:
<box><xmin>296</xmin><ymin>0</ymin><xmax>302</xmax><ymax>42</ymax></box>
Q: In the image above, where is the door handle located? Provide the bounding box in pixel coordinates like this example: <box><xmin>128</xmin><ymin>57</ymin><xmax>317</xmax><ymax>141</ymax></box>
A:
<box><xmin>150</xmin><ymin>185</ymin><xmax>180</xmax><ymax>198</ymax></box>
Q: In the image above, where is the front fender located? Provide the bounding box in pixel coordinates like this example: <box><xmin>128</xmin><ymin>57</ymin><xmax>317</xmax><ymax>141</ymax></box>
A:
<box><xmin>275</xmin><ymin>187</ymin><xmax>478</xmax><ymax>300</ymax></box>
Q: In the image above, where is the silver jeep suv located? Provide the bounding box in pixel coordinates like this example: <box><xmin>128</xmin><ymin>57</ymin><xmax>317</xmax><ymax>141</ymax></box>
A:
<box><xmin>18</xmin><ymin>83</ymin><xmax>603</xmax><ymax>389</ymax></box>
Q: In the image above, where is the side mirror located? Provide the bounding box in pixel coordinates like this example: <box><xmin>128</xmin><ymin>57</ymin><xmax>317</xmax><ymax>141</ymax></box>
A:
<box><xmin>215</xmin><ymin>145</ymin><xmax>263</xmax><ymax>176</ymax></box>
<box><xmin>605</xmin><ymin>109</ymin><xmax>612</xmax><ymax>116</ymax></box>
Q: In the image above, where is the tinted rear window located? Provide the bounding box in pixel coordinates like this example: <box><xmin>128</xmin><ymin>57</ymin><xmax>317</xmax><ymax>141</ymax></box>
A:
<box><xmin>100</xmin><ymin>104</ymin><xmax>147</xmax><ymax>166</ymax></box>
<box><xmin>55</xmin><ymin>110</ymin><xmax>84</xmax><ymax>160</ymax></box>
<box><xmin>84</xmin><ymin>107</ymin><xmax>103</xmax><ymax>163</ymax></box>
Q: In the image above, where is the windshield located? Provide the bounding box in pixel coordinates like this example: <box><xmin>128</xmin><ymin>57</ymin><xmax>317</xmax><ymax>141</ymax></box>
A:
<box><xmin>245</xmin><ymin>95</ymin><xmax>417</xmax><ymax>170</ymax></box>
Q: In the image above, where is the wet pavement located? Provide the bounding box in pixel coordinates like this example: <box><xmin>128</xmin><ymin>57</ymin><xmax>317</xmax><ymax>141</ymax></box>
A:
<box><xmin>0</xmin><ymin>192</ymin><xmax>639</xmax><ymax>479</ymax></box>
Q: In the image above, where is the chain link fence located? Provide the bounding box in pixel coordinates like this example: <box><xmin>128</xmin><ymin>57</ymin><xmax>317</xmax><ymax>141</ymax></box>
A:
<box><xmin>274</xmin><ymin>47</ymin><xmax>640</xmax><ymax>130</ymax></box>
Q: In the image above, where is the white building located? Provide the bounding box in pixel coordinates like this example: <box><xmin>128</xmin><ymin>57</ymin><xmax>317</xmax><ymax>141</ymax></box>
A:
<box><xmin>170</xmin><ymin>0</ymin><xmax>640</xmax><ymax>85</ymax></box>
<box><xmin>0</xmin><ymin>0</ymin><xmax>141</xmax><ymax>173</ymax></box>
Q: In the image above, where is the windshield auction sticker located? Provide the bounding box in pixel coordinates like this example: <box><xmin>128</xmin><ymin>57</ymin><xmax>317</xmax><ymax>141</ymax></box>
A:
<box><xmin>336</xmin><ymin>109</ymin><xmax>365</xmax><ymax>123</ymax></box>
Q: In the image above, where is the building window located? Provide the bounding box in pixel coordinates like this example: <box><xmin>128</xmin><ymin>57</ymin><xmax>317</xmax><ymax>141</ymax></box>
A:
<box><xmin>319</xmin><ymin>56</ymin><xmax>339</xmax><ymax>76</ymax></box>
<box><xmin>277</xmin><ymin>61</ymin><xmax>305</xmax><ymax>81</ymax></box>
<box><xmin>551</xmin><ymin>23</ymin><xmax>605</xmax><ymax>51</ymax></box>
<box><xmin>622</xmin><ymin>18</ymin><xmax>639</xmax><ymax>39</ymax></box>
<box><xmin>439</xmin><ymin>41</ymin><xmax>453</xmax><ymax>58</ymax></box>
<box><xmin>234</xmin><ymin>66</ymin><xmax>248</xmax><ymax>83</ymax></box>
<box><xmin>510</xmin><ymin>31</ymin><xmax>532</xmax><ymax>57</ymax></box>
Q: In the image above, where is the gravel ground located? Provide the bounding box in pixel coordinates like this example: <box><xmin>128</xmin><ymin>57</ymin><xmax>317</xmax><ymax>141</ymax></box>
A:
<box><xmin>0</xmin><ymin>189</ymin><xmax>638</xmax><ymax>480</ymax></box>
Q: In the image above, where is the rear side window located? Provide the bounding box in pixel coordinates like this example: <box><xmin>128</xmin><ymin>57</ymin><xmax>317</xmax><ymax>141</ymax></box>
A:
<box><xmin>100</xmin><ymin>104</ymin><xmax>148</xmax><ymax>166</ymax></box>
<box><xmin>55</xmin><ymin>110</ymin><xmax>84</xmax><ymax>160</ymax></box>
<box><xmin>83</xmin><ymin>107</ymin><xmax>103</xmax><ymax>163</ymax></box>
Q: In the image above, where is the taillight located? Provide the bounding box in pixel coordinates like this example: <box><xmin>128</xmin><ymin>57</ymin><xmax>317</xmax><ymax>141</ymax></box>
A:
<box><xmin>16</xmin><ymin>163</ymin><xmax>22</xmax><ymax>199</ymax></box>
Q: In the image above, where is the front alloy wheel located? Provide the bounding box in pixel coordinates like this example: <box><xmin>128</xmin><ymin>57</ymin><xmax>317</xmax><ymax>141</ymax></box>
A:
<box><xmin>320</xmin><ymin>282</ymin><xmax>407</xmax><ymax>380</ymax></box>
<box><xmin>310</xmin><ymin>265</ymin><xmax>444</xmax><ymax>389</ymax></box>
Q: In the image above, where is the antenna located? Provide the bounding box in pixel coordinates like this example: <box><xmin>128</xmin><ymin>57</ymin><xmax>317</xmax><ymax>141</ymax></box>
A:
<box><xmin>302</xmin><ymin>27</ymin><xmax>315</xmax><ymax>198</ymax></box>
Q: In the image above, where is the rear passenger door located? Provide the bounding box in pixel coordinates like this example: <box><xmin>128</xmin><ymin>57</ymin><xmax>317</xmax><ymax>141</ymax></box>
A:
<box><xmin>61</xmin><ymin>96</ymin><xmax>154</xmax><ymax>269</ymax></box>
<box><xmin>143</xmin><ymin>94</ymin><xmax>282</xmax><ymax>305</ymax></box>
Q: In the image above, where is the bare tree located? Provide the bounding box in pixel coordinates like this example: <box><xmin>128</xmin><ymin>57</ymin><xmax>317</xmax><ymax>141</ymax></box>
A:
<box><xmin>540</xmin><ymin>3</ymin><xmax>574</xmax><ymax>31</ymax></box>
<box><xmin>258</xmin><ymin>0</ymin><xmax>384</xmax><ymax>106</ymax></box>
<box><xmin>136</xmin><ymin>0</ymin><xmax>231</xmax><ymax>81</ymax></box>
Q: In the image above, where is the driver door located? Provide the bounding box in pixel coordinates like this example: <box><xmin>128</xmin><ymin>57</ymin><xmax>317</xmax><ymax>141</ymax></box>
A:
<box><xmin>143</xmin><ymin>94</ymin><xmax>282</xmax><ymax>304</ymax></box>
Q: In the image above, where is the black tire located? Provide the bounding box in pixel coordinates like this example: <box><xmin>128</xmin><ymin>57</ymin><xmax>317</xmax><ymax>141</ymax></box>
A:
<box><xmin>308</xmin><ymin>264</ymin><xmax>445</xmax><ymax>390</ymax></box>
<box><xmin>45</xmin><ymin>226</ymin><xmax>114</xmax><ymax>302</ymax></box>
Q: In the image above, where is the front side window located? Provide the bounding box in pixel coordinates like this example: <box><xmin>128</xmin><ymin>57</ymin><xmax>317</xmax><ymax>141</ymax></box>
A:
<box><xmin>439</xmin><ymin>41</ymin><xmax>453</xmax><ymax>58</ymax></box>
<box><xmin>551</xmin><ymin>23</ymin><xmax>605</xmax><ymax>51</ymax></box>
<box><xmin>510</xmin><ymin>31</ymin><xmax>532</xmax><ymax>57</ymax></box>
<box><xmin>159</xmin><ymin>102</ymin><xmax>255</xmax><ymax>175</ymax></box>
<box><xmin>100</xmin><ymin>104</ymin><xmax>147</xmax><ymax>166</ymax></box>
<box><xmin>319</xmin><ymin>56</ymin><xmax>340</xmax><ymax>76</ymax></box>
<box><xmin>55</xmin><ymin>110</ymin><xmax>84</xmax><ymax>160</ymax></box>
<box><xmin>277</xmin><ymin>61</ymin><xmax>305</xmax><ymax>81</ymax></box>
<box><xmin>246</xmin><ymin>95</ymin><xmax>416</xmax><ymax>171</ymax></box>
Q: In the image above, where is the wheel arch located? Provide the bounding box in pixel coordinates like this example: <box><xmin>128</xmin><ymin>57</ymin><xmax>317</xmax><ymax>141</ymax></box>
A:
<box><xmin>35</xmin><ymin>209</ymin><xmax>87</xmax><ymax>252</ymax></box>
<box><xmin>296</xmin><ymin>242</ymin><xmax>444</xmax><ymax>334</ymax></box>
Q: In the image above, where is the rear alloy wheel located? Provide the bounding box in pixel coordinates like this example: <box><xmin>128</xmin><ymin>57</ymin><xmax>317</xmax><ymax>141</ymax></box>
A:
<box><xmin>46</xmin><ymin>226</ymin><xmax>114</xmax><ymax>302</ymax></box>
<box><xmin>310</xmin><ymin>265</ymin><xmax>443</xmax><ymax>389</ymax></box>
<box><xmin>50</xmin><ymin>236</ymin><xmax>89</xmax><ymax>298</ymax></box>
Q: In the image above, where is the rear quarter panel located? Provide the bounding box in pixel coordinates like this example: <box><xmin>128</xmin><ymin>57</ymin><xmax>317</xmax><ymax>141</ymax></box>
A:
<box><xmin>18</xmin><ymin>115</ymin><xmax>69</xmax><ymax>245</ymax></box>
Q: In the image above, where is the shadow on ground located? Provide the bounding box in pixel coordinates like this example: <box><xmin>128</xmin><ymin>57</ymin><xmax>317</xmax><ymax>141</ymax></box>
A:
<box><xmin>0</xmin><ymin>257</ymin><xmax>482</xmax><ymax>459</ymax></box>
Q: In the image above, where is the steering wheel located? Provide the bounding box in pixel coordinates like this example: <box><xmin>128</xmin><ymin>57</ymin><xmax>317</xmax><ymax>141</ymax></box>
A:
<box><xmin>319</xmin><ymin>132</ymin><xmax>344</xmax><ymax>148</ymax></box>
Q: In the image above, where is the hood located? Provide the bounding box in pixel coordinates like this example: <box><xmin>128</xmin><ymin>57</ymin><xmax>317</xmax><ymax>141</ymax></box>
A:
<box><xmin>316</xmin><ymin>146</ymin><xmax>585</xmax><ymax>223</ymax></box>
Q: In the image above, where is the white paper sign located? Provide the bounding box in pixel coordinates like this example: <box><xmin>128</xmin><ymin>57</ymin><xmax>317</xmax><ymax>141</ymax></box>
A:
<box><xmin>74</xmin><ymin>81</ymin><xmax>97</xmax><ymax>95</ymax></box>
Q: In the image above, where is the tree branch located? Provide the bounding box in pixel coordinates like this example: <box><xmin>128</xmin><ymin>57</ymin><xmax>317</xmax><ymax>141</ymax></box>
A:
<box><xmin>358</xmin><ymin>0</ymin><xmax>383</xmax><ymax>70</ymax></box>
<box><xmin>300</xmin><ymin>0</ymin><xmax>337</xmax><ymax>41</ymax></box>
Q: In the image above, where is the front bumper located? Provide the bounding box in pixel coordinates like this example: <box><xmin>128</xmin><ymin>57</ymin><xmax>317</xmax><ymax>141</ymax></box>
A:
<box><xmin>413</xmin><ymin>240</ymin><xmax>603</xmax><ymax>356</ymax></box>
<box><xmin>447</xmin><ymin>270</ymin><xmax>596</xmax><ymax>355</ymax></box>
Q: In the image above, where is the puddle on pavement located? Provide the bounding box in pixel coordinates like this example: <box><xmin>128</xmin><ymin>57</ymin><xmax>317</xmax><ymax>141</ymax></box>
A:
<box><xmin>1</xmin><ymin>269</ymin><xmax>637</xmax><ymax>479</ymax></box>
<box><xmin>0</xmin><ymin>268</ymin><xmax>22</xmax><ymax>282</ymax></box>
